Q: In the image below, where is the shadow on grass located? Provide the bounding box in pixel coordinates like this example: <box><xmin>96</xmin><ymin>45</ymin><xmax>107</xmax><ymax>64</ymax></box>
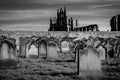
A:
<box><xmin>39</xmin><ymin>72</ymin><xmax>77</xmax><ymax>76</ymax></box>
<box><xmin>46</xmin><ymin>59</ymin><xmax>75</xmax><ymax>62</ymax></box>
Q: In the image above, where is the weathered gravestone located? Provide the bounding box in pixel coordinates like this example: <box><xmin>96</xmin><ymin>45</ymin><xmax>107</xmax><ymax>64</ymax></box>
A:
<box><xmin>0</xmin><ymin>43</ymin><xmax>9</xmax><ymax>59</ymax></box>
<box><xmin>25</xmin><ymin>36</ymin><xmax>39</xmax><ymax>58</ymax></box>
<box><xmin>38</xmin><ymin>39</ymin><xmax>47</xmax><ymax>58</ymax></box>
<box><xmin>78</xmin><ymin>46</ymin><xmax>102</xmax><ymax>76</ymax></box>
<box><xmin>47</xmin><ymin>41</ymin><xmax>58</xmax><ymax>59</ymax></box>
<box><xmin>0</xmin><ymin>37</ymin><xmax>17</xmax><ymax>69</ymax></box>
<box><xmin>19</xmin><ymin>37</ymin><xmax>26</xmax><ymax>58</ymax></box>
<box><xmin>61</xmin><ymin>41</ymin><xmax>70</xmax><ymax>52</ymax></box>
<box><xmin>26</xmin><ymin>44</ymin><xmax>38</xmax><ymax>58</ymax></box>
<box><xmin>97</xmin><ymin>45</ymin><xmax>106</xmax><ymax>60</ymax></box>
<box><xmin>19</xmin><ymin>36</ymin><xmax>39</xmax><ymax>58</ymax></box>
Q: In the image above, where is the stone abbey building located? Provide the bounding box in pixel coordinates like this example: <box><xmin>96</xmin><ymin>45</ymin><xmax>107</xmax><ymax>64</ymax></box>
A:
<box><xmin>110</xmin><ymin>15</ymin><xmax>120</xmax><ymax>31</ymax></box>
<box><xmin>48</xmin><ymin>7</ymin><xmax>99</xmax><ymax>31</ymax></box>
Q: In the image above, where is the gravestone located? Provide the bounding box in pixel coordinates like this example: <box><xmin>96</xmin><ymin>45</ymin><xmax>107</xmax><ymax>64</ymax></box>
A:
<box><xmin>47</xmin><ymin>42</ymin><xmax>58</xmax><ymax>59</ymax></box>
<box><xmin>38</xmin><ymin>40</ymin><xmax>47</xmax><ymax>58</ymax></box>
<box><xmin>19</xmin><ymin>38</ymin><xmax>26</xmax><ymax>57</ymax></box>
<box><xmin>61</xmin><ymin>41</ymin><xmax>70</xmax><ymax>52</ymax></box>
<box><xmin>78</xmin><ymin>46</ymin><xmax>102</xmax><ymax>76</ymax></box>
<box><xmin>0</xmin><ymin>43</ymin><xmax>10</xmax><ymax>59</ymax></box>
<box><xmin>10</xmin><ymin>47</ymin><xmax>17</xmax><ymax>60</ymax></box>
<box><xmin>0</xmin><ymin>40</ymin><xmax>17</xmax><ymax>69</ymax></box>
<box><xmin>26</xmin><ymin>44</ymin><xmax>38</xmax><ymax>58</ymax></box>
<box><xmin>97</xmin><ymin>45</ymin><xmax>106</xmax><ymax>60</ymax></box>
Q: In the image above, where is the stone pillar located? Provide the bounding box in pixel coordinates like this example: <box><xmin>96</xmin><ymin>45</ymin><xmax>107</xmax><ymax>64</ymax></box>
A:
<box><xmin>75</xmin><ymin>48</ymin><xmax>78</xmax><ymax>63</ymax></box>
<box><xmin>19</xmin><ymin>38</ymin><xmax>26</xmax><ymax>58</ymax></box>
<box><xmin>77</xmin><ymin>49</ymin><xmax>80</xmax><ymax>75</ymax></box>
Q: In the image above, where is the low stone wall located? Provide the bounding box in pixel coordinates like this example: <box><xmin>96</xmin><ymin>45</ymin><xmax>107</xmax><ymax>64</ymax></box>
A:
<box><xmin>0</xmin><ymin>31</ymin><xmax>120</xmax><ymax>39</ymax></box>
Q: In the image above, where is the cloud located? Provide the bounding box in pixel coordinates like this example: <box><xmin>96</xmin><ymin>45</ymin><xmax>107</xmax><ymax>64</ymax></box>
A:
<box><xmin>0</xmin><ymin>0</ymin><xmax>120</xmax><ymax>31</ymax></box>
<box><xmin>0</xmin><ymin>23</ymin><xmax>49</xmax><ymax>31</ymax></box>
<box><xmin>0</xmin><ymin>10</ymin><xmax>55</xmax><ymax>20</ymax></box>
<box><xmin>91</xmin><ymin>4</ymin><xmax>113</xmax><ymax>8</ymax></box>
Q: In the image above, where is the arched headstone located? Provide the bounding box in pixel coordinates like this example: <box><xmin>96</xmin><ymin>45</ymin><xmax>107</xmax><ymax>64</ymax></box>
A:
<box><xmin>0</xmin><ymin>42</ymin><xmax>10</xmax><ymax>59</ymax></box>
<box><xmin>0</xmin><ymin>40</ymin><xmax>17</xmax><ymax>69</ymax></box>
<box><xmin>97</xmin><ymin>45</ymin><xmax>106</xmax><ymax>60</ymax></box>
<box><xmin>61</xmin><ymin>41</ymin><xmax>70</xmax><ymax>52</ymax></box>
<box><xmin>26</xmin><ymin>44</ymin><xmax>38</xmax><ymax>58</ymax></box>
<box><xmin>38</xmin><ymin>40</ymin><xmax>47</xmax><ymax>58</ymax></box>
<box><xmin>47</xmin><ymin>41</ymin><xmax>58</xmax><ymax>59</ymax></box>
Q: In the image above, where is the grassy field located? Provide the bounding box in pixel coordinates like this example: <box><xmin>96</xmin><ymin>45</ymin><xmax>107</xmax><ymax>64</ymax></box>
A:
<box><xmin>0</xmin><ymin>58</ymin><xmax>120</xmax><ymax>80</ymax></box>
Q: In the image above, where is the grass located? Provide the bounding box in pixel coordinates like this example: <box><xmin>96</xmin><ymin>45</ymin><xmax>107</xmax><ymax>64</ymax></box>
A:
<box><xmin>0</xmin><ymin>57</ymin><xmax>120</xmax><ymax>80</ymax></box>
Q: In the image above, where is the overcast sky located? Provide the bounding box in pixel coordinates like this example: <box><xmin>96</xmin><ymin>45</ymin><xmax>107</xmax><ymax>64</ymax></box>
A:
<box><xmin>0</xmin><ymin>0</ymin><xmax>120</xmax><ymax>31</ymax></box>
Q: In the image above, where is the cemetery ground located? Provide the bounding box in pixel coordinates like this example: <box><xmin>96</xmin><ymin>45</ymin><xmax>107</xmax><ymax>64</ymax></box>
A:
<box><xmin>0</xmin><ymin>52</ymin><xmax>120</xmax><ymax>80</ymax></box>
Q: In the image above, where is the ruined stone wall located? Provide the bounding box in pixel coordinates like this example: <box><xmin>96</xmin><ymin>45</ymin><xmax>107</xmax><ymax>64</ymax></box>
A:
<box><xmin>0</xmin><ymin>31</ymin><xmax>120</xmax><ymax>49</ymax></box>
<box><xmin>0</xmin><ymin>31</ymin><xmax>120</xmax><ymax>39</ymax></box>
<box><xmin>1</xmin><ymin>31</ymin><xmax>120</xmax><ymax>70</ymax></box>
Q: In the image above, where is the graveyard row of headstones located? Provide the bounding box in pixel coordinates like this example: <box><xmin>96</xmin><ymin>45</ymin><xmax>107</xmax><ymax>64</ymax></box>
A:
<box><xmin>74</xmin><ymin>36</ymin><xmax>120</xmax><ymax>75</ymax></box>
<box><xmin>19</xmin><ymin>36</ymin><xmax>74</xmax><ymax>59</ymax></box>
<box><xmin>74</xmin><ymin>36</ymin><xmax>120</xmax><ymax>61</ymax></box>
<box><xmin>0</xmin><ymin>35</ymin><xmax>120</xmax><ymax>71</ymax></box>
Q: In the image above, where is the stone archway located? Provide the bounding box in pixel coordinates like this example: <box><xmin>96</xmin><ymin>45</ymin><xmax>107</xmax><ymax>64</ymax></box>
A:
<box><xmin>38</xmin><ymin>39</ymin><xmax>47</xmax><ymax>58</ymax></box>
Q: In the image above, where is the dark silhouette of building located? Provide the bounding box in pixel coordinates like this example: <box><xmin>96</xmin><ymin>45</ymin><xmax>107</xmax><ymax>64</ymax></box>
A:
<box><xmin>48</xmin><ymin>6</ymin><xmax>74</xmax><ymax>31</ymax></box>
<box><xmin>48</xmin><ymin>7</ymin><xmax>99</xmax><ymax>31</ymax></box>
<box><xmin>110</xmin><ymin>15</ymin><xmax>120</xmax><ymax>31</ymax></box>
<box><xmin>74</xmin><ymin>24</ymin><xmax>99</xmax><ymax>31</ymax></box>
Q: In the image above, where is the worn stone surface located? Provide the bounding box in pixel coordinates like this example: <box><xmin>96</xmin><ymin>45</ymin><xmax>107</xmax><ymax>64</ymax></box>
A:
<box><xmin>0</xmin><ymin>36</ymin><xmax>17</xmax><ymax>69</ymax></box>
<box><xmin>79</xmin><ymin>46</ymin><xmax>102</xmax><ymax>76</ymax></box>
<box><xmin>38</xmin><ymin>40</ymin><xmax>47</xmax><ymax>58</ymax></box>
<box><xmin>47</xmin><ymin>42</ymin><xmax>58</xmax><ymax>59</ymax></box>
